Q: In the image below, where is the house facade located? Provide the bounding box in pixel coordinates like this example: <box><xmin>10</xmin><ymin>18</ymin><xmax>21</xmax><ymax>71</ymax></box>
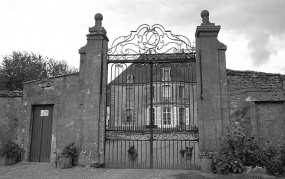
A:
<box><xmin>108</xmin><ymin>62</ymin><xmax>198</xmax><ymax>130</ymax></box>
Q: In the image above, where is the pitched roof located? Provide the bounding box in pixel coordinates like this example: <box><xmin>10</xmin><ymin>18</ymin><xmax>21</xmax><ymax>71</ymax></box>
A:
<box><xmin>109</xmin><ymin>54</ymin><xmax>196</xmax><ymax>85</ymax></box>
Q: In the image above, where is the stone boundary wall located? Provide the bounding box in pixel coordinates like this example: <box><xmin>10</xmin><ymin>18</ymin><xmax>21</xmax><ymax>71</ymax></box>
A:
<box><xmin>0</xmin><ymin>91</ymin><xmax>23</xmax><ymax>144</ymax></box>
<box><xmin>227</xmin><ymin>69</ymin><xmax>285</xmax><ymax>145</ymax></box>
<box><xmin>22</xmin><ymin>73</ymin><xmax>80</xmax><ymax>161</ymax></box>
<box><xmin>228</xmin><ymin>70</ymin><xmax>285</xmax><ymax>113</ymax></box>
<box><xmin>0</xmin><ymin>90</ymin><xmax>23</xmax><ymax>97</ymax></box>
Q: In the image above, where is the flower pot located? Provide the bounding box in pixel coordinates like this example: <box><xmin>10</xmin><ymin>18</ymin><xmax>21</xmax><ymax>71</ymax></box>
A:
<box><xmin>0</xmin><ymin>156</ymin><xmax>17</xmax><ymax>165</ymax></box>
<box><xmin>57</xmin><ymin>155</ymin><xmax>72</xmax><ymax>169</ymax></box>
<box><xmin>252</xmin><ymin>166</ymin><xmax>265</xmax><ymax>173</ymax></box>
<box><xmin>201</xmin><ymin>158</ymin><xmax>212</xmax><ymax>173</ymax></box>
<box><xmin>245</xmin><ymin>166</ymin><xmax>252</xmax><ymax>173</ymax></box>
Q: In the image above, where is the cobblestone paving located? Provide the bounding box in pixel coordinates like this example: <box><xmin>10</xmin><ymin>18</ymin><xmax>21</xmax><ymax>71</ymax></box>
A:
<box><xmin>0</xmin><ymin>162</ymin><xmax>280</xmax><ymax>179</ymax></box>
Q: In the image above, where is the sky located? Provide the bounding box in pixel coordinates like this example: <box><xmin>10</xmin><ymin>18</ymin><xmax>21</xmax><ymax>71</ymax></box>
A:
<box><xmin>0</xmin><ymin>0</ymin><xmax>285</xmax><ymax>74</ymax></box>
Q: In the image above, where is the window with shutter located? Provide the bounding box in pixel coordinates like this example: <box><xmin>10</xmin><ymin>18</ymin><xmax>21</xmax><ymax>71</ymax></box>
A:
<box><xmin>173</xmin><ymin>107</ymin><xmax>177</xmax><ymax>126</ymax></box>
<box><xmin>122</xmin><ymin>110</ymin><xmax>126</xmax><ymax>126</ymax></box>
<box><xmin>162</xmin><ymin>68</ymin><xmax>171</xmax><ymax>81</ymax></box>
<box><xmin>157</xmin><ymin>107</ymin><xmax>161</xmax><ymax>127</ymax></box>
<box><xmin>151</xmin><ymin>108</ymin><xmax>156</xmax><ymax>125</ymax></box>
<box><xmin>185</xmin><ymin>85</ymin><xmax>189</xmax><ymax>100</ymax></box>
<box><xmin>126</xmin><ymin>109</ymin><xmax>133</xmax><ymax>125</ymax></box>
<box><xmin>179</xmin><ymin>108</ymin><xmax>185</xmax><ymax>125</ymax></box>
<box><xmin>148</xmin><ymin>107</ymin><xmax>156</xmax><ymax>125</ymax></box>
<box><xmin>148</xmin><ymin>86</ymin><xmax>155</xmax><ymax>99</ymax></box>
<box><xmin>146</xmin><ymin>108</ymin><xmax>149</xmax><ymax>126</ymax></box>
<box><xmin>162</xmin><ymin>85</ymin><xmax>171</xmax><ymax>101</ymax></box>
<box><xmin>178</xmin><ymin>86</ymin><xmax>184</xmax><ymax>98</ymax></box>
<box><xmin>186</xmin><ymin>108</ymin><xmax>189</xmax><ymax>125</ymax></box>
<box><xmin>162</xmin><ymin>107</ymin><xmax>171</xmax><ymax>125</ymax></box>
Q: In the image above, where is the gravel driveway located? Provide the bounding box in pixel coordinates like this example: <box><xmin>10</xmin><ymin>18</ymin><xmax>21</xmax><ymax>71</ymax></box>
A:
<box><xmin>0</xmin><ymin>162</ymin><xmax>279</xmax><ymax>179</ymax></box>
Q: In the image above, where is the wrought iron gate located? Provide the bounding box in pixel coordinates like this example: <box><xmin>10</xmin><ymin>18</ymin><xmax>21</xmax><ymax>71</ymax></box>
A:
<box><xmin>105</xmin><ymin>24</ymin><xmax>199</xmax><ymax>169</ymax></box>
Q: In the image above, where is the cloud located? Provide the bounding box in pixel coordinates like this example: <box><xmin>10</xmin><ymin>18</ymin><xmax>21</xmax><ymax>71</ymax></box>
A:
<box><xmin>210</xmin><ymin>0</ymin><xmax>285</xmax><ymax>67</ymax></box>
<box><xmin>108</xmin><ymin>0</ymin><xmax>284</xmax><ymax>67</ymax></box>
<box><xmin>1</xmin><ymin>0</ymin><xmax>284</xmax><ymax>71</ymax></box>
<box><xmin>247</xmin><ymin>32</ymin><xmax>271</xmax><ymax>66</ymax></box>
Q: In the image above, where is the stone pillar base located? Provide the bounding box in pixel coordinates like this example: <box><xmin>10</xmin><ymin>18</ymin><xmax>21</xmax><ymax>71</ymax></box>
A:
<box><xmin>77</xmin><ymin>152</ymin><xmax>105</xmax><ymax>168</ymax></box>
<box><xmin>200</xmin><ymin>159</ymin><xmax>212</xmax><ymax>173</ymax></box>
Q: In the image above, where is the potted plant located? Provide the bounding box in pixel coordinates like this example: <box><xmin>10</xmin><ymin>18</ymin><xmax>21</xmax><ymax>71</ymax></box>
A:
<box><xmin>0</xmin><ymin>140</ymin><xmax>23</xmax><ymax>165</ymax></box>
<box><xmin>56</xmin><ymin>142</ymin><xmax>77</xmax><ymax>169</ymax></box>
<box><xmin>199</xmin><ymin>151</ymin><xmax>216</xmax><ymax>173</ymax></box>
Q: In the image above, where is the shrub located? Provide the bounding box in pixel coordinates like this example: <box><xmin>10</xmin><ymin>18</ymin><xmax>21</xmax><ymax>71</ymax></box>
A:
<box><xmin>0</xmin><ymin>140</ymin><xmax>24</xmax><ymax>161</ymax></box>
<box><xmin>263</xmin><ymin>146</ymin><xmax>284</xmax><ymax>177</ymax></box>
<box><xmin>265</xmin><ymin>156</ymin><xmax>284</xmax><ymax>177</ymax></box>
<box><xmin>211</xmin><ymin>127</ymin><xmax>264</xmax><ymax>174</ymax></box>
<box><xmin>231</xmin><ymin>136</ymin><xmax>265</xmax><ymax>167</ymax></box>
<box><xmin>211</xmin><ymin>128</ymin><xmax>285</xmax><ymax>177</ymax></box>
<box><xmin>280</xmin><ymin>145</ymin><xmax>285</xmax><ymax>166</ymax></box>
<box><xmin>61</xmin><ymin>142</ymin><xmax>76</xmax><ymax>156</ymax></box>
<box><xmin>199</xmin><ymin>151</ymin><xmax>217</xmax><ymax>159</ymax></box>
<box><xmin>211</xmin><ymin>147</ymin><xmax>245</xmax><ymax>174</ymax></box>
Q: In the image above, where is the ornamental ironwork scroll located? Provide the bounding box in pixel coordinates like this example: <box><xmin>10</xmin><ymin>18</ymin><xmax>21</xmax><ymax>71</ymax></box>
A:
<box><xmin>108</xmin><ymin>24</ymin><xmax>195</xmax><ymax>60</ymax></box>
<box><xmin>106</xmin><ymin>130</ymin><xmax>199</xmax><ymax>141</ymax></box>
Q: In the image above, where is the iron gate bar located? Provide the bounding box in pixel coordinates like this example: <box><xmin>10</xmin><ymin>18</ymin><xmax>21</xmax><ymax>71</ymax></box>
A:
<box><xmin>149</xmin><ymin>62</ymin><xmax>154</xmax><ymax>168</ymax></box>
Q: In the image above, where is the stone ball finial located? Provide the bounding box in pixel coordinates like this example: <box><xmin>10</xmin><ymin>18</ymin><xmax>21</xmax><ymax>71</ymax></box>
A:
<box><xmin>201</xmin><ymin>10</ymin><xmax>209</xmax><ymax>18</ymax></box>
<box><xmin>89</xmin><ymin>13</ymin><xmax>107</xmax><ymax>35</ymax></box>
<box><xmin>201</xmin><ymin>10</ymin><xmax>210</xmax><ymax>23</ymax></box>
<box><xmin>95</xmin><ymin>13</ymin><xmax>103</xmax><ymax>21</ymax></box>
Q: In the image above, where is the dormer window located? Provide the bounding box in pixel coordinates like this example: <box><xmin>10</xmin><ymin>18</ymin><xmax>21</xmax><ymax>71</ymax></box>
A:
<box><xmin>127</xmin><ymin>74</ymin><xmax>134</xmax><ymax>83</ymax></box>
<box><xmin>162</xmin><ymin>68</ymin><xmax>171</xmax><ymax>81</ymax></box>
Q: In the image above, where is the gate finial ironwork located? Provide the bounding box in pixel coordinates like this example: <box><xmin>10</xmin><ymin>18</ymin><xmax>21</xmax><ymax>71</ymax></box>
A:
<box><xmin>108</xmin><ymin>24</ymin><xmax>195</xmax><ymax>60</ymax></box>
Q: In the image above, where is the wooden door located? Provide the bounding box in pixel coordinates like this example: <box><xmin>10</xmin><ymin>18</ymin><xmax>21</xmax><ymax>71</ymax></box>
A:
<box><xmin>30</xmin><ymin>105</ymin><xmax>54</xmax><ymax>162</ymax></box>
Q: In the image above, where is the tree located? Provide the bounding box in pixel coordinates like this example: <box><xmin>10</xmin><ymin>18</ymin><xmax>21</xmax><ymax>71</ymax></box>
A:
<box><xmin>0</xmin><ymin>51</ymin><xmax>78</xmax><ymax>90</ymax></box>
<box><xmin>46</xmin><ymin>58</ymin><xmax>78</xmax><ymax>77</ymax></box>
